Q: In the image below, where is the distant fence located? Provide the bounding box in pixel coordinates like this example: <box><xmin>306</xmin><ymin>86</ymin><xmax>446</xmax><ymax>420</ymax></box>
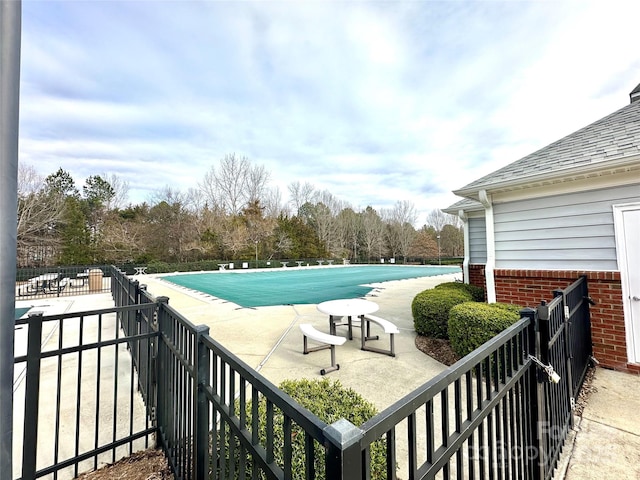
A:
<box><xmin>15</xmin><ymin>265</ymin><xmax>111</xmax><ymax>300</ymax></box>
<box><xmin>14</xmin><ymin>268</ymin><xmax>592</xmax><ymax>480</ymax></box>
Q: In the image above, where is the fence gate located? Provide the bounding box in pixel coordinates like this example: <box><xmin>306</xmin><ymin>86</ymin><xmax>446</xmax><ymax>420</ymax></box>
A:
<box><xmin>535</xmin><ymin>275</ymin><xmax>593</xmax><ymax>480</ymax></box>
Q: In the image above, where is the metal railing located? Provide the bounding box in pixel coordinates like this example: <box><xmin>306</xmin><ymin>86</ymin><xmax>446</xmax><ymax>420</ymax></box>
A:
<box><xmin>13</xmin><ymin>302</ymin><xmax>157</xmax><ymax>479</ymax></box>
<box><xmin>15</xmin><ymin>268</ymin><xmax>592</xmax><ymax>480</ymax></box>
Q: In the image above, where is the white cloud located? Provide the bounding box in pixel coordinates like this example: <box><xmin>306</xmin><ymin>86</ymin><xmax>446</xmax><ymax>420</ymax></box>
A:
<box><xmin>17</xmin><ymin>0</ymin><xmax>640</xmax><ymax>225</ymax></box>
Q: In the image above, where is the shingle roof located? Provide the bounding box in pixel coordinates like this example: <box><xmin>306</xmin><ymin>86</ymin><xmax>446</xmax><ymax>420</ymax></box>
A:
<box><xmin>454</xmin><ymin>98</ymin><xmax>640</xmax><ymax>196</ymax></box>
<box><xmin>442</xmin><ymin>198</ymin><xmax>483</xmax><ymax>214</ymax></box>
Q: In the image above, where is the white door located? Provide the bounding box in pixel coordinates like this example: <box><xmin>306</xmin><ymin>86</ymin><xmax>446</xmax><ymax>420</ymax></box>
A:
<box><xmin>614</xmin><ymin>204</ymin><xmax>640</xmax><ymax>363</ymax></box>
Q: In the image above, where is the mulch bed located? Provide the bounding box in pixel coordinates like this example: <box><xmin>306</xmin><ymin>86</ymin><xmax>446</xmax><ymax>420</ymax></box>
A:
<box><xmin>74</xmin><ymin>448</ymin><xmax>173</xmax><ymax>480</ymax></box>
<box><xmin>415</xmin><ymin>335</ymin><xmax>461</xmax><ymax>366</ymax></box>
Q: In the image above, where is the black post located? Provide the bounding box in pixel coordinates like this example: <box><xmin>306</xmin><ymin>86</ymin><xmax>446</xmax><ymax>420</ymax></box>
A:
<box><xmin>155</xmin><ymin>297</ymin><xmax>170</xmax><ymax>453</ymax></box>
<box><xmin>554</xmin><ymin>286</ymin><xmax>575</xmax><ymax>425</ymax></box>
<box><xmin>521</xmin><ymin>307</ymin><xmax>544</xmax><ymax>480</ymax></box>
<box><xmin>536</xmin><ymin>302</ymin><xmax>551</xmax><ymax>480</ymax></box>
<box><xmin>323</xmin><ymin>419</ymin><xmax>364</xmax><ymax>479</ymax></box>
<box><xmin>21</xmin><ymin>312</ymin><xmax>43</xmax><ymax>480</ymax></box>
<box><xmin>194</xmin><ymin>324</ymin><xmax>210</xmax><ymax>480</ymax></box>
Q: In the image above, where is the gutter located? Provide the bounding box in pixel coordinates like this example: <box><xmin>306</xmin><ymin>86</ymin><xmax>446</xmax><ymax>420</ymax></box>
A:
<box><xmin>458</xmin><ymin>209</ymin><xmax>470</xmax><ymax>284</ymax></box>
<box><xmin>453</xmin><ymin>155</ymin><xmax>640</xmax><ymax>199</ymax></box>
<box><xmin>478</xmin><ymin>190</ymin><xmax>497</xmax><ymax>303</ymax></box>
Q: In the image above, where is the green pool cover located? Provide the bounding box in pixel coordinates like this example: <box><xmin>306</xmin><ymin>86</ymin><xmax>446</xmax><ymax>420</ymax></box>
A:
<box><xmin>15</xmin><ymin>307</ymin><xmax>31</xmax><ymax>320</ymax></box>
<box><xmin>163</xmin><ymin>265</ymin><xmax>460</xmax><ymax>308</ymax></box>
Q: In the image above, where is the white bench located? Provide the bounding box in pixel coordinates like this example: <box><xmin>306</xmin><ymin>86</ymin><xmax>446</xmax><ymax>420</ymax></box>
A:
<box><xmin>360</xmin><ymin>315</ymin><xmax>399</xmax><ymax>357</ymax></box>
<box><xmin>299</xmin><ymin>323</ymin><xmax>346</xmax><ymax>375</ymax></box>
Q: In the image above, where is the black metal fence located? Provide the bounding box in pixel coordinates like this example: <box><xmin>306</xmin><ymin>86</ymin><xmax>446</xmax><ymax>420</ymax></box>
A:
<box><xmin>13</xmin><ymin>302</ymin><xmax>157</xmax><ymax>479</ymax></box>
<box><xmin>15</xmin><ymin>265</ymin><xmax>112</xmax><ymax>299</ymax></box>
<box><xmin>15</xmin><ymin>268</ymin><xmax>592</xmax><ymax>480</ymax></box>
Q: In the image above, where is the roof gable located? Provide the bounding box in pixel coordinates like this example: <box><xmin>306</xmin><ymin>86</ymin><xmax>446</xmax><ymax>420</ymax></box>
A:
<box><xmin>454</xmin><ymin>98</ymin><xmax>640</xmax><ymax>197</ymax></box>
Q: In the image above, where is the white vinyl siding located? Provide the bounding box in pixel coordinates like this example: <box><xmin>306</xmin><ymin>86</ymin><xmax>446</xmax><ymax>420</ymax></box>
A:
<box><xmin>493</xmin><ymin>184</ymin><xmax>640</xmax><ymax>270</ymax></box>
<box><xmin>468</xmin><ymin>217</ymin><xmax>487</xmax><ymax>263</ymax></box>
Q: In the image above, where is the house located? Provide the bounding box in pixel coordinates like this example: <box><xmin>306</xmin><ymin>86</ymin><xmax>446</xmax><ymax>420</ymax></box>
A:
<box><xmin>445</xmin><ymin>83</ymin><xmax>640</xmax><ymax>374</ymax></box>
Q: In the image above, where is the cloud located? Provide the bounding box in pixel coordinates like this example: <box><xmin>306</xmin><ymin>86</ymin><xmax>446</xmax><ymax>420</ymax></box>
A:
<box><xmin>17</xmin><ymin>0</ymin><xmax>640</xmax><ymax>225</ymax></box>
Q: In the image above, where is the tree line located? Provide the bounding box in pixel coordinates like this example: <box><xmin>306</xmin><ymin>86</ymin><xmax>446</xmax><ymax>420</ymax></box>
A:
<box><xmin>17</xmin><ymin>154</ymin><xmax>463</xmax><ymax>268</ymax></box>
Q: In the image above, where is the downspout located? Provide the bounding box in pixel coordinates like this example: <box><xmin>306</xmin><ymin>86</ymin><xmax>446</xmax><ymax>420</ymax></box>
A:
<box><xmin>458</xmin><ymin>209</ymin><xmax>470</xmax><ymax>283</ymax></box>
<box><xmin>479</xmin><ymin>190</ymin><xmax>496</xmax><ymax>303</ymax></box>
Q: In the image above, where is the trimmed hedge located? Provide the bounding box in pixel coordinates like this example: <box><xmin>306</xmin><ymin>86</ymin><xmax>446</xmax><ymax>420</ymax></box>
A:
<box><xmin>434</xmin><ymin>282</ymin><xmax>485</xmax><ymax>302</ymax></box>
<box><xmin>221</xmin><ymin>378</ymin><xmax>388</xmax><ymax>479</ymax></box>
<box><xmin>448</xmin><ymin>302</ymin><xmax>522</xmax><ymax>358</ymax></box>
<box><xmin>412</xmin><ymin>288</ymin><xmax>473</xmax><ymax>339</ymax></box>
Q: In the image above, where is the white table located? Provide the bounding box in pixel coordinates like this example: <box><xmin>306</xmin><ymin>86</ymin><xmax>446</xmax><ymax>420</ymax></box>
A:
<box><xmin>134</xmin><ymin>266</ymin><xmax>147</xmax><ymax>275</ymax></box>
<box><xmin>317</xmin><ymin>298</ymin><xmax>379</xmax><ymax>341</ymax></box>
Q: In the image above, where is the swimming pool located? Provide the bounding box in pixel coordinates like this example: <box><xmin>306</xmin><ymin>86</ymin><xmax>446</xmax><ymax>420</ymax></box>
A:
<box><xmin>163</xmin><ymin>265</ymin><xmax>460</xmax><ymax>307</ymax></box>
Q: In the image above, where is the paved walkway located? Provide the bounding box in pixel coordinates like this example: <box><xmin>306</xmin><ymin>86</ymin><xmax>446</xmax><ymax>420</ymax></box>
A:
<box><xmin>559</xmin><ymin>367</ymin><xmax>640</xmax><ymax>480</ymax></box>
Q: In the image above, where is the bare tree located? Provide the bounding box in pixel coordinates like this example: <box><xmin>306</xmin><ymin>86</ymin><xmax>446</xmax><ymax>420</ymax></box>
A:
<box><xmin>246</xmin><ymin>163</ymin><xmax>270</xmax><ymax>204</ymax></box>
<box><xmin>199</xmin><ymin>154</ymin><xmax>272</xmax><ymax>216</ymax></box>
<box><xmin>426</xmin><ymin>209</ymin><xmax>461</xmax><ymax>231</ymax></box>
<box><xmin>425</xmin><ymin>209</ymin><xmax>448</xmax><ymax>233</ymax></box>
<box><xmin>214</xmin><ymin>154</ymin><xmax>250</xmax><ymax>215</ymax></box>
<box><xmin>262</xmin><ymin>186</ymin><xmax>285</xmax><ymax>218</ymax></box>
<box><xmin>336</xmin><ymin>207</ymin><xmax>361</xmax><ymax>261</ymax></box>
<box><xmin>310</xmin><ymin>190</ymin><xmax>345</xmax><ymax>257</ymax></box>
<box><xmin>288</xmin><ymin>181</ymin><xmax>315</xmax><ymax>216</ymax></box>
<box><xmin>384</xmin><ymin>200</ymin><xmax>417</xmax><ymax>263</ymax></box>
<box><xmin>360</xmin><ymin>206</ymin><xmax>386</xmax><ymax>260</ymax></box>
<box><xmin>100</xmin><ymin>172</ymin><xmax>129</xmax><ymax>210</ymax></box>
<box><xmin>16</xmin><ymin>164</ymin><xmax>66</xmax><ymax>266</ymax></box>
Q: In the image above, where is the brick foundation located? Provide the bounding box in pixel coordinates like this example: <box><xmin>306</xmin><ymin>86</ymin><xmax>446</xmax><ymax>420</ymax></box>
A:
<box><xmin>466</xmin><ymin>265</ymin><xmax>639</xmax><ymax>374</ymax></box>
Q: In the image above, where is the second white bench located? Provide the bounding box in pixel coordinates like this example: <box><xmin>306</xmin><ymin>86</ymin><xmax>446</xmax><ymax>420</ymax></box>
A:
<box><xmin>360</xmin><ymin>315</ymin><xmax>399</xmax><ymax>357</ymax></box>
<box><xmin>299</xmin><ymin>323</ymin><xmax>346</xmax><ymax>375</ymax></box>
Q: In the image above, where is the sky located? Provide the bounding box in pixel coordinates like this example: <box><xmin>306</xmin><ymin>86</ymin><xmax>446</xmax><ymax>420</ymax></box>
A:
<box><xmin>17</xmin><ymin>0</ymin><xmax>640</xmax><ymax>225</ymax></box>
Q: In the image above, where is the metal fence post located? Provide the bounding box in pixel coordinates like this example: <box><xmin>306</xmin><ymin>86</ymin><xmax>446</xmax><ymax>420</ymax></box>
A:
<box><xmin>554</xmin><ymin>286</ymin><xmax>575</xmax><ymax>427</ymax></box>
<box><xmin>520</xmin><ymin>307</ymin><xmax>544</xmax><ymax>480</ymax></box>
<box><xmin>193</xmin><ymin>325</ymin><xmax>210</xmax><ymax>480</ymax></box>
<box><xmin>21</xmin><ymin>312</ymin><xmax>43</xmax><ymax>480</ymax></box>
<box><xmin>536</xmin><ymin>302</ymin><xmax>551</xmax><ymax>480</ymax></box>
<box><xmin>323</xmin><ymin>419</ymin><xmax>364</xmax><ymax>479</ymax></box>
<box><xmin>155</xmin><ymin>297</ymin><xmax>170</xmax><ymax>452</ymax></box>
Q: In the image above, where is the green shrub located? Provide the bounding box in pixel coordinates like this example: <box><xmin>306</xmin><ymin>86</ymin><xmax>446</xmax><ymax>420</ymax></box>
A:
<box><xmin>219</xmin><ymin>378</ymin><xmax>388</xmax><ymax>479</ymax></box>
<box><xmin>434</xmin><ymin>282</ymin><xmax>485</xmax><ymax>302</ymax></box>
<box><xmin>448</xmin><ymin>302</ymin><xmax>522</xmax><ymax>358</ymax></box>
<box><xmin>412</xmin><ymin>288</ymin><xmax>473</xmax><ymax>338</ymax></box>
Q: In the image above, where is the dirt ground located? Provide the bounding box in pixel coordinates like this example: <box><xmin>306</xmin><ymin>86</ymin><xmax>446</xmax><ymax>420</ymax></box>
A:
<box><xmin>74</xmin><ymin>448</ymin><xmax>173</xmax><ymax>480</ymax></box>
<box><xmin>74</xmin><ymin>336</ymin><xmax>596</xmax><ymax>479</ymax></box>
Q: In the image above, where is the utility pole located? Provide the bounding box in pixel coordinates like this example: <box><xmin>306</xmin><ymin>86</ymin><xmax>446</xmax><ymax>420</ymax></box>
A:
<box><xmin>0</xmin><ymin>1</ymin><xmax>22</xmax><ymax>477</ymax></box>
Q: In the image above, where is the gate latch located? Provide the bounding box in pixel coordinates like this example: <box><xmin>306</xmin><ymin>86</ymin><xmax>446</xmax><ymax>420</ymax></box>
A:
<box><xmin>528</xmin><ymin>355</ymin><xmax>561</xmax><ymax>383</ymax></box>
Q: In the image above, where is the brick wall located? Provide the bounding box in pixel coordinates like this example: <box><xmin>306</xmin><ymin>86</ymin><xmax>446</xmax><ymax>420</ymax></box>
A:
<box><xmin>467</xmin><ymin>265</ymin><xmax>639</xmax><ymax>374</ymax></box>
<box><xmin>467</xmin><ymin>264</ymin><xmax>486</xmax><ymax>295</ymax></box>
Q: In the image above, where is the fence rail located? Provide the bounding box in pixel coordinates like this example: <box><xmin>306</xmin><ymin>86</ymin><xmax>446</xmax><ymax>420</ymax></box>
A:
<box><xmin>15</xmin><ymin>268</ymin><xmax>592</xmax><ymax>480</ymax></box>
